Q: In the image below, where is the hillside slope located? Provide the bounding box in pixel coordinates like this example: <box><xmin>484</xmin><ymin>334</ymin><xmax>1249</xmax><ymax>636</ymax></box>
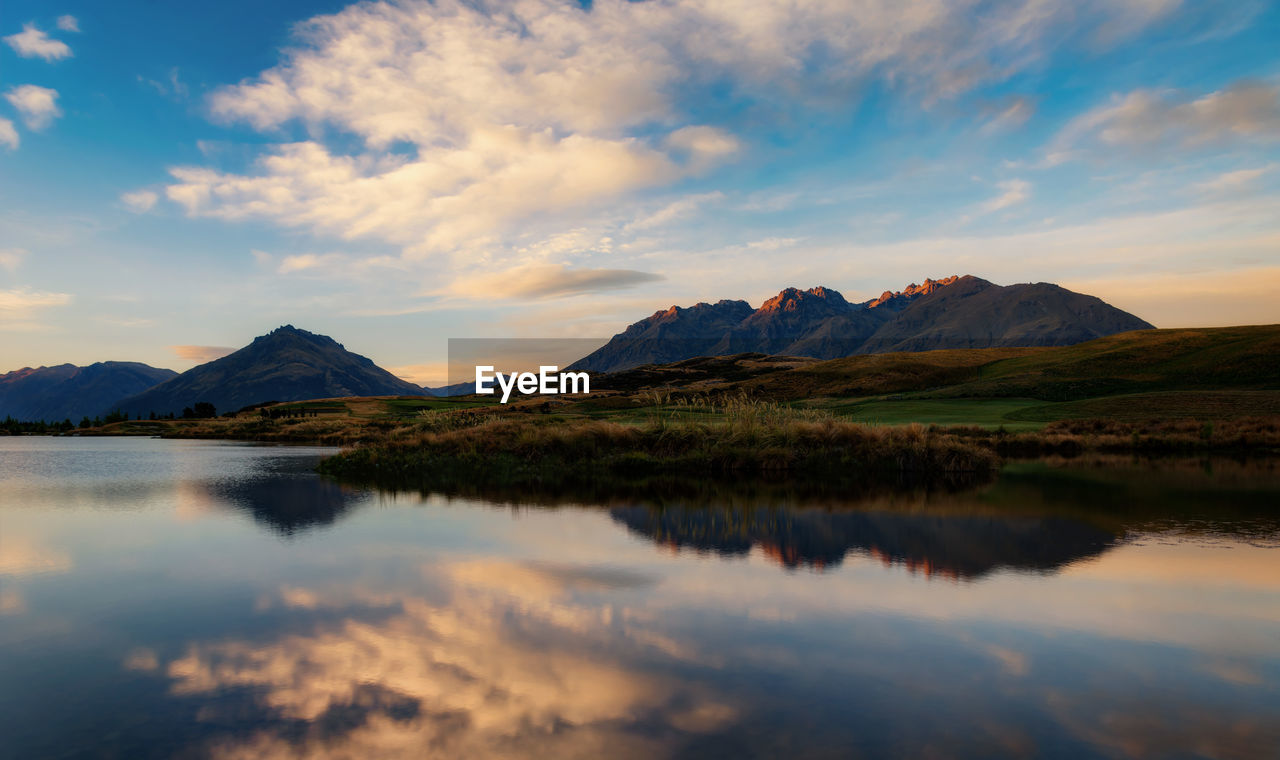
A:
<box><xmin>115</xmin><ymin>325</ymin><xmax>424</xmax><ymax>416</ymax></box>
<box><xmin>723</xmin><ymin>325</ymin><xmax>1278</xmax><ymax>401</ymax></box>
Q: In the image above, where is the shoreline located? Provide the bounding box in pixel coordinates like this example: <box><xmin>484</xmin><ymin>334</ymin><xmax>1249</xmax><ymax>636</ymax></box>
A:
<box><xmin>9</xmin><ymin>412</ymin><xmax>1279</xmax><ymax>490</ymax></box>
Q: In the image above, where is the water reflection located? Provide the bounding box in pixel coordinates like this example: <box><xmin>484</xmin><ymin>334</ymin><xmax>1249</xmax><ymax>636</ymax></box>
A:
<box><xmin>363</xmin><ymin>457</ymin><xmax>1280</xmax><ymax>579</ymax></box>
<box><xmin>1</xmin><ymin>439</ymin><xmax>1279</xmax><ymax>759</ymax></box>
<box><xmin>610</xmin><ymin>506</ymin><xmax>1117</xmax><ymax>577</ymax></box>
<box><xmin>166</xmin><ymin>561</ymin><xmax>735</xmax><ymax>760</ymax></box>
<box><xmin>207</xmin><ymin>473</ymin><xmax>366</xmax><ymax>535</ymax></box>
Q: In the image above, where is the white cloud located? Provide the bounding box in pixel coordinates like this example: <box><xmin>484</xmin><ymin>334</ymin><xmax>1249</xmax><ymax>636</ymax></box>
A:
<box><xmin>5</xmin><ymin>85</ymin><xmax>62</xmax><ymax>130</ymax></box>
<box><xmin>56</xmin><ymin>15</ymin><xmax>80</xmax><ymax>33</ymax></box>
<box><xmin>120</xmin><ymin>190</ymin><xmax>159</xmax><ymax>213</ymax></box>
<box><xmin>0</xmin><ymin>287</ymin><xmax>72</xmax><ymax>331</ymax></box>
<box><xmin>0</xmin><ymin>248</ymin><xmax>27</xmax><ymax>272</ymax></box>
<box><xmin>168</xmin><ymin>133</ymin><xmax>684</xmax><ymax>256</ymax></box>
<box><xmin>0</xmin><ymin>118</ymin><xmax>17</xmax><ymax>150</ymax></box>
<box><xmin>168</xmin><ymin>0</ymin><xmax>1186</xmax><ymax>282</ymax></box>
<box><xmin>277</xmin><ymin>252</ymin><xmax>342</xmax><ymax>274</ymax></box>
<box><xmin>664</xmin><ymin>126</ymin><xmax>740</xmax><ymax>170</ymax></box>
<box><xmin>625</xmin><ymin>192</ymin><xmax>725</xmax><ymax>232</ymax></box>
<box><xmin>981</xmin><ymin>179</ymin><xmax>1031</xmax><ymax>213</ymax></box>
<box><xmin>0</xmin><ymin>288</ymin><xmax>71</xmax><ymax>311</ymax></box>
<box><xmin>169</xmin><ymin>345</ymin><xmax>235</xmax><ymax>363</ymax></box>
<box><xmin>447</xmin><ymin>264</ymin><xmax>664</xmax><ymax>300</ymax></box>
<box><xmin>0</xmin><ymin>117</ymin><xmax>16</xmax><ymax>148</ymax></box>
<box><xmin>1051</xmin><ymin>80</ymin><xmax>1280</xmax><ymax>161</ymax></box>
<box><xmin>140</xmin><ymin>68</ymin><xmax>189</xmax><ymax>100</ymax></box>
<box><xmin>3</xmin><ymin>23</ymin><xmax>72</xmax><ymax>61</ymax></box>
<box><xmin>1196</xmin><ymin>164</ymin><xmax>1276</xmax><ymax>195</ymax></box>
<box><xmin>980</xmin><ymin>96</ymin><xmax>1035</xmax><ymax>134</ymax></box>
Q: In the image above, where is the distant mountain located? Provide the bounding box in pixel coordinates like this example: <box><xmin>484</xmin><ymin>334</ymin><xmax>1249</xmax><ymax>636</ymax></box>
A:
<box><xmin>571</xmin><ymin>275</ymin><xmax>1154</xmax><ymax>373</ymax></box>
<box><xmin>426</xmin><ymin>381</ymin><xmax>478</xmax><ymax>397</ymax></box>
<box><xmin>0</xmin><ymin>362</ymin><xmax>177</xmax><ymax>422</ymax></box>
<box><xmin>114</xmin><ymin>325</ymin><xmax>425</xmax><ymax>416</ymax></box>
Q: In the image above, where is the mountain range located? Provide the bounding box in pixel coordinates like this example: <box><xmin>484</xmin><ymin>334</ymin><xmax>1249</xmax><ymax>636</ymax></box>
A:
<box><xmin>571</xmin><ymin>275</ymin><xmax>1154</xmax><ymax>373</ymax></box>
<box><xmin>0</xmin><ymin>362</ymin><xmax>178</xmax><ymax>422</ymax></box>
<box><xmin>114</xmin><ymin>325</ymin><xmax>424</xmax><ymax>417</ymax></box>
<box><xmin>0</xmin><ymin>276</ymin><xmax>1156</xmax><ymax>420</ymax></box>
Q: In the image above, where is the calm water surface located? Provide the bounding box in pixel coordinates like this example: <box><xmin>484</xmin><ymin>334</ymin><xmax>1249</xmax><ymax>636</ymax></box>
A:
<box><xmin>1</xmin><ymin>437</ymin><xmax>1278</xmax><ymax>759</ymax></box>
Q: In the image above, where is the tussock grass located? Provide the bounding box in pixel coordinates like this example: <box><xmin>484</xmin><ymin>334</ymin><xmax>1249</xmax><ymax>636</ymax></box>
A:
<box><xmin>317</xmin><ymin>403</ymin><xmax>1000</xmax><ymax>487</ymax></box>
<box><xmin>993</xmin><ymin>416</ymin><xmax>1280</xmax><ymax>457</ymax></box>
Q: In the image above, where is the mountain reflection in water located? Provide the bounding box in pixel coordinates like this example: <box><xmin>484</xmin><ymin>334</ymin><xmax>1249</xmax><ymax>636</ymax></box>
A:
<box><xmin>2</xmin><ymin>439</ymin><xmax>1279</xmax><ymax>759</ymax></box>
<box><xmin>609</xmin><ymin>507</ymin><xmax>1117</xmax><ymax>577</ymax></box>
<box><xmin>208</xmin><ymin>471</ymin><xmax>366</xmax><ymax>535</ymax></box>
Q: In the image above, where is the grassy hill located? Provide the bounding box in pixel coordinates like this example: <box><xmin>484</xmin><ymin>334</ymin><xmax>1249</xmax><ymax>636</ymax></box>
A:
<box><xmin>941</xmin><ymin>325</ymin><xmax>1280</xmax><ymax>400</ymax></box>
<box><xmin>728</xmin><ymin>325</ymin><xmax>1278</xmax><ymax>400</ymax></box>
<box><xmin>590</xmin><ymin>325</ymin><xmax>1280</xmax><ymax>428</ymax></box>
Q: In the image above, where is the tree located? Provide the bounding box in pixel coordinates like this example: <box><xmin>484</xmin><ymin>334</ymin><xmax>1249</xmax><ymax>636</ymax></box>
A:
<box><xmin>79</xmin><ymin>416</ymin><xmax>91</xmax><ymax>429</ymax></box>
<box><xmin>193</xmin><ymin>402</ymin><xmax>216</xmax><ymax>419</ymax></box>
<box><xmin>181</xmin><ymin>407</ymin><xmax>195</xmax><ymax>419</ymax></box>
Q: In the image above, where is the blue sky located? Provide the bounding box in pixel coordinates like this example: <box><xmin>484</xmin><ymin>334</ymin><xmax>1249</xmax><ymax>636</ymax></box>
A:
<box><xmin>2</xmin><ymin>0</ymin><xmax>1278</xmax><ymax>385</ymax></box>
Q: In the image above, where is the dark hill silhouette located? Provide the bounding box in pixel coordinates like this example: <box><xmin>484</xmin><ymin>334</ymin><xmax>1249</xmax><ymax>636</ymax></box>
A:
<box><xmin>0</xmin><ymin>361</ymin><xmax>177</xmax><ymax>421</ymax></box>
<box><xmin>114</xmin><ymin>325</ymin><xmax>424</xmax><ymax>417</ymax></box>
<box><xmin>571</xmin><ymin>275</ymin><xmax>1153</xmax><ymax>373</ymax></box>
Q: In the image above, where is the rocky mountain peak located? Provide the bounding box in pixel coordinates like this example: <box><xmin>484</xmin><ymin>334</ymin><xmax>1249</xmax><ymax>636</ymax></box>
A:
<box><xmin>758</xmin><ymin>286</ymin><xmax>851</xmax><ymax>314</ymax></box>
<box><xmin>867</xmin><ymin>275</ymin><xmax>962</xmax><ymax>309</ymax></box>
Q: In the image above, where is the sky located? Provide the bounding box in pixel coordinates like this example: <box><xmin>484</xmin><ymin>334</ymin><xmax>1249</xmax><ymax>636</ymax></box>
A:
<box><xmin>1</xmin><ymin>0</ymin><xmax>1278</xmax><ymax>386</ymax></box>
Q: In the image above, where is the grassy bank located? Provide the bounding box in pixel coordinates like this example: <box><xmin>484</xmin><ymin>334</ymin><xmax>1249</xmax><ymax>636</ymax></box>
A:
<box><xmin>317</xmin><ymin>406</ymin><xmax>1000</xmax><ymax>488</ymax></box>
<box><xmin>314</xmin><ymin>398</ymin><xmax>1280</xmax><ymax>490</ymax></box>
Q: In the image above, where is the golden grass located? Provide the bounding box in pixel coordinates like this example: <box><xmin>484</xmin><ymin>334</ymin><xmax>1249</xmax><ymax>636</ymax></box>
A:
<box><xmin>318</xmin><ymin>398</ymin><xmax>1001</xmax><ymax>489</ymax></box>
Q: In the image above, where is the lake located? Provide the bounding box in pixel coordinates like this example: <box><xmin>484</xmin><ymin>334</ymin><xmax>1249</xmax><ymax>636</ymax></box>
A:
<box><xmin>2</xmin><ymin>437</ymin><xmax>1278</xmax><ymax>759</ymax></box>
